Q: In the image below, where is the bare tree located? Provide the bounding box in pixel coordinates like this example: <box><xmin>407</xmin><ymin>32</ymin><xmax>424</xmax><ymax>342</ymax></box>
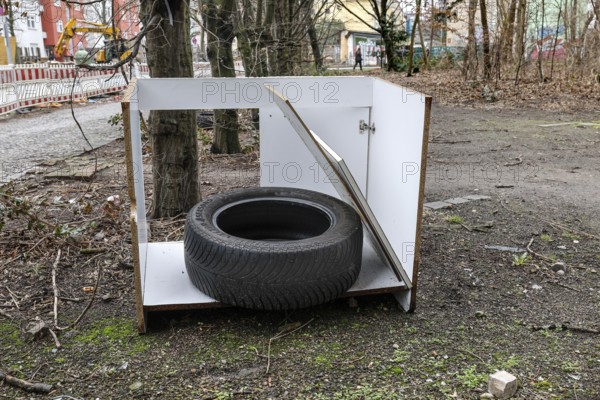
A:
<box><xmin>201</xmin><ymin>0</ymin><xmax>241</xmax><ymax>154</ymax></box>
<box><xmin>463</xmin><ymin>0</ymin><xmax>478</xmax><ymax>79</ymax></box>
<box><xmin>479</xmin><ymin>0</ymin><xmax>492</xmax><ymax>79</ymax></box>
<box><xmin>140</xmin><ymin>0</ymin><xmax>200</xmax><ymax>217</ymax></box>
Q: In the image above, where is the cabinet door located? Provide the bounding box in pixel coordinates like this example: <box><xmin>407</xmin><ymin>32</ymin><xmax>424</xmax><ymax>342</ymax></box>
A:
<box><xmin>368</xmin><ymin>78</ymin><xmax>430</xmax><ymax>297</ymax></box>
<box><xmin>260</xmin><ymin>106</ymin><xmax>371</xmax><ymax>198</ymax></box>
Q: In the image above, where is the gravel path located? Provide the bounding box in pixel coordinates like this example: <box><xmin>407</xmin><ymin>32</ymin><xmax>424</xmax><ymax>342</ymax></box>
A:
<box><xmin>0</xmin><ymin>101</ymin><xmax>121</xmax><ymax>180</ymax></box>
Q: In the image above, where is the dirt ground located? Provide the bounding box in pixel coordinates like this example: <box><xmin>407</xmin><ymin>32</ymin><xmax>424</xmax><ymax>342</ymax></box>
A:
<box><xmin>1</xmin><ymin>73</ymin><xmax>599</xmax><ymax>399</ymax></box>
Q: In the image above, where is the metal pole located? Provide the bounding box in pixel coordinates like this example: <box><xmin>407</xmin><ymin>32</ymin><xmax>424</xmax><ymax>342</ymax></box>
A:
<box><xmin>3</xmin><ymin>16</ymin><xmax>14</xmax><ymax>65</ymax></box>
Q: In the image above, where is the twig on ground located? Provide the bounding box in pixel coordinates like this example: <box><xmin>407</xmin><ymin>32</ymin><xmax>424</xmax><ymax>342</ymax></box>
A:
<box><xmin>451</xmin><ymin>347</ymin><xmax>486</xmax><ymax>364</ymax></box>
<box><xmin>266</xmin><ymin>318</ymin><xmax>314</xmax><ymax>374</ymax></box>
<box><xmin>69</xmin><ymin>259</ymin><xmax>103</xmax><ymax>329</ymax></box>
<box><xmin>48</xmin><ymin>328</ymin><xmax>62</xmax><ymax>349</ymax></box>
<box><xmin>526</xmin><ymin>238</ymin><xmax>555</xmax><ymax>264</ymax></box>
<box><xmin>460</xmin><ymin>223</ymin><xmax>472</xmax><ymax>232</ymax></box>
<box><xmin>552</xmin><ymin>282</ymin><xmax>581</xmax><ymax>292</ymax></box>
<box><xmin>544</xmin><ymin>220</ymin><xmax>600</xmax><ymax>240</ymax></box>
<box><xmin>79</xmin><ymin>247</ymin><xmax>106</xmax><ymax>255</ymax></box>
<box><xmin>52</xmin><ymin>250</ymin><xmax>61</xmax><ymax>329</ymax></box>
<box><xmin>524</xmin><ymin>322</ymin><xmax>599</xmax><ymax>334</ymax></box>
<box><xmin>0</xmin><ymin>255</ymin><xmax>22</xmax><ymax>272</ymax></box>
<box><xmin>430</xmin><ymin>139</ymin><xmax>472</xmax><ymax>144</ymax></box>
<box><xmin>58</xmin><ymin>297</ymin><xmax>82</xmax><ymax>303</ymax></box>
<box><xmin>0</xmin><ymin>309</ymin><xmax>11</xmax><ymax>319</ymax></box>
<box><xmin>0</xmin><ymin>370</ymin><xmax>52</xmax><ymax>394</ymax></box>
<box><xmin>6</xmin><ymin>287</ymin><xmax>20</xmax><ymax>310</ymax></box>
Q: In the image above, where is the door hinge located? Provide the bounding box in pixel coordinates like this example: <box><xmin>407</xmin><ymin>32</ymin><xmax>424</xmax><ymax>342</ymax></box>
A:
<box><xmin>359</xmin><ymin>120</ymin><xmax>376</xmax><ymax>134</ymax></box>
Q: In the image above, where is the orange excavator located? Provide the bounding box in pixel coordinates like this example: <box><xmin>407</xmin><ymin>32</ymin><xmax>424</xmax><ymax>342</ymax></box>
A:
<box><xmin>54</xmin><ymin>19</ymin><xmax>131</xmax><ymax>63</ymax></box>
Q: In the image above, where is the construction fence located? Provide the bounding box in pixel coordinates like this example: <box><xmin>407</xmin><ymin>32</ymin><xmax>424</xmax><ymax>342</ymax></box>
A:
<box><xmin>0</xmin><ymin>60</ymin><xmax>246</xmax><ymax>116</ymax></box>
<box><xmin>0</xmin><ymin>63</ymin><xmax>128</xmax><ymax>116</ymax></box>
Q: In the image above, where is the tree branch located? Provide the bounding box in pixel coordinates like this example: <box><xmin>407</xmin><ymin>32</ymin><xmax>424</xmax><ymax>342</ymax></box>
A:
<box><xmin>334</xmin><ymin>0</ymin><xmax>379</xmax><ymax>33</ymax></box>
<box><xmin>0</xmin><ymin>371</ymin><xmax>52</xmax><ymax>394</ymax></box>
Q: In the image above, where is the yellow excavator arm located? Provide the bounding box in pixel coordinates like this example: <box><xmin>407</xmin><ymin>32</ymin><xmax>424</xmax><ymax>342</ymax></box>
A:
<box><xmin>54</xmin><ymin>19</ymin><xmax>122</xmax><ymax>60</ymax></box>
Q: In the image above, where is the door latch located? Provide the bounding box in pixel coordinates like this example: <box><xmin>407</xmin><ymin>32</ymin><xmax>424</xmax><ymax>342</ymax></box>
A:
<box><xmin>359</xmin><ymin>120</ymin><xmax>376</xmax><ymax>134</ymax></box>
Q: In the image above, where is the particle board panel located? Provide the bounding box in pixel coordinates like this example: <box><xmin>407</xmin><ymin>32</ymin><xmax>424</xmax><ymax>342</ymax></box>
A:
<box><xmin>141</xmin><ymin>238</ymin><xmax>405</xmax><ymax>310</ymax></box>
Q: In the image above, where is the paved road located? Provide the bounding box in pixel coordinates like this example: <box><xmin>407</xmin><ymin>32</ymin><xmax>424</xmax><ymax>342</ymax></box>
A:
<box><xmin>0</xmin><ymin>101</ymin><xmax>121</xmax><ymax>181</ymax></box>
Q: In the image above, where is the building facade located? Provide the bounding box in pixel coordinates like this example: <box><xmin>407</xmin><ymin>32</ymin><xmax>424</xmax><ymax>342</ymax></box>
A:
<box><xmin>3</xmin><ymin>0</ymin><xmax>48</xmax><ymax>62</ymax></box>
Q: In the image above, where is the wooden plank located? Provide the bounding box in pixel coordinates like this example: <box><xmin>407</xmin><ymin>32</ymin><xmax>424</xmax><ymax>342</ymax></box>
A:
<box><xmin>121</xmin><ymin>80</ymin><xmax>147</xmax><ymax>333</ymax></box>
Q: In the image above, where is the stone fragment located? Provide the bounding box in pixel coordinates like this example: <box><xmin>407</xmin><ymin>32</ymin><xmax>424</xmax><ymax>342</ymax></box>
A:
<box><xmin>488</xmin><ymin>370</ymin><xmax>518</xmax><ymax>399</ymax></box>
<box><xmin>445</xmin><ymin>197</ymin><xmax>470</xmax><ymax>205</ymax></box>
<box><xmin>423</xmin><ymin>201</ymin><xmax>452</xmax><ymax>210</ymax></box>
<box><xmin>464</xmin><ymin>194</ymin><xmax>491</xmax><ymax>201</ymax></box>
<box><xmin>550</xmin><ymin>262</ymin><xmax>566</xmax><ymax>272</ymax></box>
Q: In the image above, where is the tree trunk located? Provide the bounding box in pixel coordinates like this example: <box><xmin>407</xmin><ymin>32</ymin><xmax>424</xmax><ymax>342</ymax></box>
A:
<box><xmin>140</xmin><ymin>0</ymin><xmax>200</xmax><ymax>218</ymax></box>
<box><xmin>407</xmin><ymin>0</ymin><xmax>421</xmax><ymax>76</ymax></box>
<box><xmin>464</xmin><ymin>0</ymin><xmax>478</xmax><ymax>79</ymax></box>
<box><xmin>536</xmin><ymin>0</ymin><xmax>546</xmax><ymax>81</ymax></box>
<box><xmin>503</xmin><ymin>0</ymin><xmax>518</xmax><ymax>60</ymax></box>
<box><xmin>418</xmin><ymin>12</ymin><xmax>428</xmax><ymax>69</ymax></box>
<box><xmin>514</xmin><ymin>0</ymin><xmax>527</xmax><ymax>62</ymax></box>
<box><xmin>570</xmin><ymin>0</ymin><xmax>581</xmax><ymax>64</ymax></box>
<box><xmin>479</xmin><ymin>0</ymin><xmax>492</xmax><ymax>79</ymax></box>
<box><xmin>202</xmin><ymin>0</ymin><xmax>241</xmax><ymax>154</ymax></box>
<box><xmin>308</xmin><ymin>22</ymin><xmax>323</xmax><ymax>72</ymax></box>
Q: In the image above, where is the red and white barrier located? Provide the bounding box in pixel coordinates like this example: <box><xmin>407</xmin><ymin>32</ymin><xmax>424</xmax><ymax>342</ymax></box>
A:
<box><xmin>1</xmin><ymin>61</ymin><xmax>245</xmax><ymax>116</ymax></box>
<box><xmin>0</xmin><ymin>68</ymin><xmax>18</xmax><ymax>115</ymax></box>
<box><xmin>0</xmin><ymin>63</ymin><xmax>127</xmax><ymax>116</ymax></box>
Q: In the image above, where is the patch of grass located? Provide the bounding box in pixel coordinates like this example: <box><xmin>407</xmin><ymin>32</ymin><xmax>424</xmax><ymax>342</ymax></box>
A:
<box><xmin>540</xmin><ymin>234</ymin><xmax>552</xmax><ymax>242</ymax></box>
<box><xmin>0</xmin><ymin>322</ymin><xmax>23</xmax><ymax>348</ymax></box>
<box><xmin>495</xmin><ymin>354</ymin><xmax>521</xmax><ymax>370</ymax></box>
<box><xmin>512</xmin><ymin>253</ymin><xmax>531</xmax><ymax>266</ymax></box>
<box><xmin>561</xmin><ymin>361</ymin><xmax>581</xmax><ymax>373</ymax></box>
<box><xmin>314</xmin><ymin>384</ymin><xmax>402</xmax><ymax>400</ymax></box>
<box><xmin>197</xmin><ymin>128</ymin><xmax>212</xmax><ymax>145</ymax></box>
<box><xmin>458</xmin><ymin>365</ymin><xmax>487</xmax><ymax>389</ymax></box>
<box><xmin>562</xmin><ymin>231</ymin><xmax>581</xmax><ymax>241</ymax></box>
<box><xmin>313</xmin><ymin>354</ymin><xmax>333</xmax><ymax>368</ymax></box>
<box><xmin>446</xmin><ymin>215</ymin><xmax>464</xmax><ymax>224</ymax></box>
<box><xmin>392</xmin><ymin>349</ymin><xmax>410</xmax><ymax>363</ymax></box>
<box><xmin>534</xmin><ymin>379</ymin><xmax>553</xmax><ymax>390</ymax></box>
<box><xmin>75</xmin><ymin>318</ymin><xmax>149</xmax><ymax>355</ymax></box>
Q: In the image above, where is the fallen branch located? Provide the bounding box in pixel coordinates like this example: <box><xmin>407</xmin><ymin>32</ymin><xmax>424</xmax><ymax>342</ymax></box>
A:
<box><xmin>79</xmin><ymin>247</ymin><xmax>106</xmax><ymax>255</ymax></box>
<box><xmin>0</xmin><ymin>370</ymin><xmax>52</xmax><ymax>394</ymax></box>
<box><xmin>551</xmin><ymin>282</ymin><xmax>581</xmax><ymax>292</ymax></box>
<box><xmin>544</xmin><ymin>220</ymin><xmax>600</xmax><ymax>241</ymax></box>
<box><xmin>52</xmin><ymin>250</ymin><xmax>61</xmax><ymax>329</ymax></box>
<box><xmin>48</xmin><ymin>328</ymin><xmax>62</xmax><ymax>349</ymax></box>
<box><xmin>430</xmin><ymin>139</ymin><xmax>472</xmax><ymax>144</ymax></box>
<box><xmin>525</xmin><ymin>323</ymin><xmax>599</xmax><ymax>334</ymax></box>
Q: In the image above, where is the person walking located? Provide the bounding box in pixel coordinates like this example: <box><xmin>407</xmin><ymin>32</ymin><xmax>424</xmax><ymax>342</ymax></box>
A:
<box><xmin>353</xmin><ymin>46</ymin><xmax>363</xmax><ymax>71</ymax></box>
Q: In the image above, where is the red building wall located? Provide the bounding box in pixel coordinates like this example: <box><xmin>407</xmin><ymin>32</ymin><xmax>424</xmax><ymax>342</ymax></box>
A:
<box><xmin>114</xmin><ymin>0</ymin><xmax>140</xmax><ymax>40</ymax></box>
<box><xmin>40</xmin><ymin>0</ymin><xmax>87</xmax><ymax>60</ymax></box>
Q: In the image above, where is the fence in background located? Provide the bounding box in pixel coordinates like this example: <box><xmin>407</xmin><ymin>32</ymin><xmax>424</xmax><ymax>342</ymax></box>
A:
<box><xmin>0</xmin><ymin>61</ymin><xmax>246</xmax><ymax>116</ymax></box>
<box><xmin>0</xmin><ymin>63</ymin><xmax>128</xmax><ymax>116</ymax></box>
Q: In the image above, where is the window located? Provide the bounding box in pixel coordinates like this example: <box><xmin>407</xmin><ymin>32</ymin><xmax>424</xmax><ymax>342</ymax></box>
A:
<box><xmin>54</xmin><ymin>0</ymin><xmax>60</xmax><ymax>6</ymax></box>
<box><xmin>27</xmin><ymin>15</ymin><xmax>36</xmax><ymax>29</ymax></box>
<box><xmin>57</xmin><ymin>20</ymin><xmax>63</xmax><ymax>32</ymax></box>
<box><xmin>74</xmin><ymin>3</ymin><xmax>80</xmax><ymax>10</ymax></box>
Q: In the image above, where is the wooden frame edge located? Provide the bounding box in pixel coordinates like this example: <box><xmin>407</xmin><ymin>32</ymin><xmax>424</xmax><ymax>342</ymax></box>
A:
<box><xmin>121</xmin><ymin>80</ymin><xmax>146</xmax><ymax>333</ymax></box>
<box><xmin>406</xmin><ymin>95</ymin><xmax>432</xmax><ymax>312</ymax></box>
